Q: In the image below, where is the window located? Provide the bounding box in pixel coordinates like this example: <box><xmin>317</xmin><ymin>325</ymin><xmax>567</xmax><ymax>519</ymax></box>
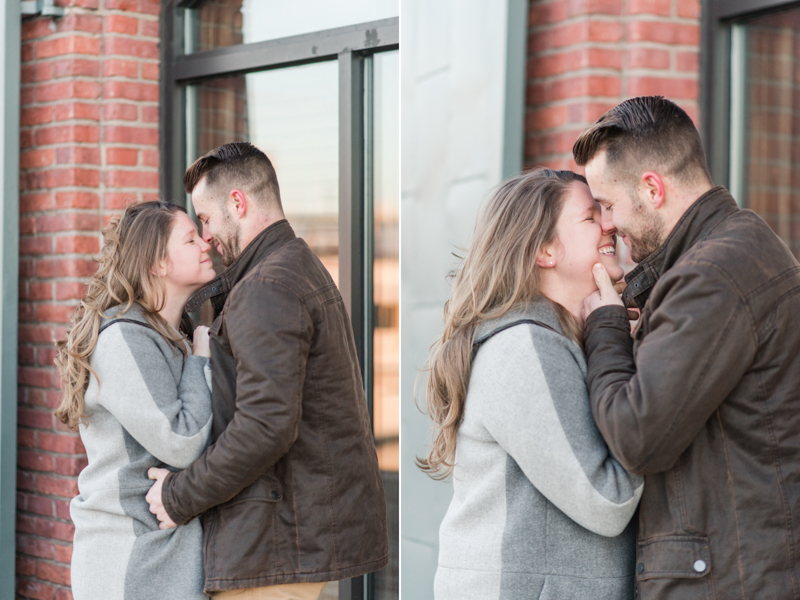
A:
<box><xmin>704</xmin><ymin>0</ymin><xmax>800</xmax><ymax>258</ymax></box>
<box><xmin>160</xmin><ymin>3</ymin><xmax>399</xmax><ymax>598</ymax></box>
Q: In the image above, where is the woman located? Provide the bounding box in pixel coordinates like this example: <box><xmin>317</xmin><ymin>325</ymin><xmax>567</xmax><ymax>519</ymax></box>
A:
<box><xmin>55</xmin><ymin>200</ymin><xmax>217</xmax><ymax>600</ymax></box>
<box><xmin>419</xmin><ymin>169</ymin><xmax>644</xmax><ymax>600</ymax></box>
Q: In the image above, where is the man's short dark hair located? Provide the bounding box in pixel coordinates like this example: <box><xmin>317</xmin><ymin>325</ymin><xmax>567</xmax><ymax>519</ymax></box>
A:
<box><xmin>572</xmin><ymin>96</ymin><xmax>713</xmax><ymax>186</ymax></box>
<box><xmin>184</xmin><ymin>142</ymin><xmax>282</xmax><ymax>210</ymax></box>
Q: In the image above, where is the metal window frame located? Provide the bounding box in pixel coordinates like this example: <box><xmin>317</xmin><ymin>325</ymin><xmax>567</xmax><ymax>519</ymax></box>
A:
<box><xmin>159</xmin><ymin>5</ymin><xmax>398</xmax><ymax>599</ymax></box>
<box><xmin>0</xmin><ymin>1</ymin><xmax>19</xmax><ymax>598</ymax></box>
<box><xmin>701</xmin><ymin>0</ymin><xmax>800</xmax><ymax>183</ymax></box>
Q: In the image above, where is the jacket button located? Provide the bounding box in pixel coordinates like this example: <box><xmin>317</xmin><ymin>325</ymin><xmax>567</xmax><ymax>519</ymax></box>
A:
<box><xmin>637</xmin><ymin>562</ymin><xmax>644</xmax><ymax>574</ymax></box>
<box><xmin>271</xmin><ymin>490</ymin><xmax>281</xmax><ymax>500</ymax></box>
<box><xmin>693</xmin><ymin>560</ymin><xmax>706</xmax><ymax>573</ymax></box>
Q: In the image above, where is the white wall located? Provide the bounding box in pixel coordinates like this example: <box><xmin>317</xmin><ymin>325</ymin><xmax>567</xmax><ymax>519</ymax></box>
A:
<box><xmin>399</xmin><ymin>0</ymin><xmax>526</xmax><ymax>597</ymax></box>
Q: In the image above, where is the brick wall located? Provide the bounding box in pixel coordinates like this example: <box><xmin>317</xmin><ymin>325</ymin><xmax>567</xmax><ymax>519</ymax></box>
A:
<box><xmin>17</xmin><ymin>1</ymin><xmax>160</xmax><ymax>598</ymax></box>
<box><xmin>525</xmin><ymin>0</ymin><xmax>701</xmax><ymax>172</ymax></box>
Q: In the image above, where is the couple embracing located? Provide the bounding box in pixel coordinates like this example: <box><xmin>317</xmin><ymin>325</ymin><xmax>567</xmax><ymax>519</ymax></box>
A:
<box><xmin>56</xmin><ymin>143</ymin><xmax>388</xmax><ymax>599</ymax></box>
<box><xmin>423</xmin><ymin>96</ymin><xmax>800</xmax><ymax>599</ymax></box>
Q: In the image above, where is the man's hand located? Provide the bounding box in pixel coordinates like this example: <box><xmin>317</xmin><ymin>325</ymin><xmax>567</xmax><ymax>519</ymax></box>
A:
<box><xmin>582</xmin><ymin>263</ymin><xmax>627</xmax><ymax>321</ymax></box>
<box><xmin>146</xmin><ymin>467</ymin><xmax>177</xmax><ymax>530</ymax></box>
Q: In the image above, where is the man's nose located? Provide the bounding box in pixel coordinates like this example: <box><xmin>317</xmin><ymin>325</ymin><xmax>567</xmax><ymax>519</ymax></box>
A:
<box><xmin>201</xmin><ymin>227</ymin><xmax>213</xmax><ymax>243</ymax></box>
<box><xmin>600</xmin><ymin>209</ymin><xmax>616</xmax><ymax>235</ymax></box>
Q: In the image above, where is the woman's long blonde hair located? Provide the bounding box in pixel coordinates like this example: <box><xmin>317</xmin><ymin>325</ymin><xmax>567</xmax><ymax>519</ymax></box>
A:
<box><xmin>55</xmin><ymin>200</ymin><xmax>189</xmax><ymax>430</ymax></box>
<box><xmin>417</xmin><ymin>169</ymin><xmax>587</xmax><ymax>479</ymax></box>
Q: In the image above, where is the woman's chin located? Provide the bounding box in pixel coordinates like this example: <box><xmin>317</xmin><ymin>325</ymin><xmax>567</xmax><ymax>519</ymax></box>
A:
<box><xmin>599</xmin><ymin>256</ymin><xmax>624</xmax><ymax>282</ymax></box>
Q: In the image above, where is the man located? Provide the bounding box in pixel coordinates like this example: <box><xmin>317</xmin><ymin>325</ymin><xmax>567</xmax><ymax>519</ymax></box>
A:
<box><xmin>145</xmin><ymin>142</ymin><xmax>388</xmax><ymax>599</ymax></box>
<box><xmin>576</xmin><ymin>96</ymin><xmax>800</xmax><ymax>599</ymax></box>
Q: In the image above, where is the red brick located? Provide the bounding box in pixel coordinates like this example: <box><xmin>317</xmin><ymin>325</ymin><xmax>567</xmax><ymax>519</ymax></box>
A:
<box><xmin>36</xmin><ymin>81</ymin><xmax>100</xmax><ymax>103</ymax></box>
<box><xmin>567</xmin><ymin>101</ymin><xmax>616</xmax><ymax>123</ymax></box>
<box><xmin>142</xmin><ymin>62</ymin><xmax>159</xmax><ymax>80</ymax></box>
<box><xmin>106</xmin><ymin>147</ymin><xmax>139</xmax><ymax>165</ymax></box>
<box><xmin>56</xmin><ymin>281</ymin><xmax>88</xmax><ymax>300</ymax></box>
<box><xmin>627</xmin><ymin>47</ymin><xmax>671</xmax><ymax>69</ymax></box>
<box><xmin>18</xmin><ymin>428</ymin><xmax>36</xmax><ymax>447</ymax></box>
<box><xmin>102</xmin><ymin>80</ymin><xmax>159</xmax><ymax>102</ymax></box>
<box><xmin>21</xmin><ymin>149</ymin><xmax>55</xmax><ymax>170</ymax></box>
<box><xmin>103</xmin><ymin>192</ymin><xmax>137</xmax><ymax>209</ymax></box>
<box><xmin>37</xmin><ymin>432</ymin><xmax>83</xmax><ymax>454</ymax></box>
<box><xmin>565</xmin><ymin>0</ymin><xmax>622</xmax><ymax>17</ymax></box>
<box><xmin>102</xmin><ymin>58</ymin><xmax>139</xmax><ymax>78</ymax></box>
<box><xmin>56</xmin><ymin>235</ymin><xmax>100</xmax><ymax>254</ymax></box>
<box><xmin>36</xmin><ymin>258</ymin><xmax>97</xmax><ymax>278</ymax></box>
<box><xmin>37</xmin><ymin>346</ymin><xmax>59</xmax><ymax>368</ymax></box>
<box><xmin>628</xmin><ymin>0</ymin><xmax>671</xmax><ymax>15</ymax></box>
<box><xmin>53</xmin><ymin>102</ymin><xmax>100</xmax><ymax>123</ymax></box>
<box><xmin>103</xmin><ymin>36</ymin><xmax>158</xmax><ymax>59</ymax></box>
<box><xmin>55</xmin><ymin>191</ymin><xmax>100</xmax><ymax>209</ymax></box>
<box><xmin>20</xmin><ymin>217</ymin><xmax>36</xmax><ymax>235</ymax></box>
<box><xmin>55</xmin><ymin>588</ymin><xmax>75</xmax><ymax>600</ymax></box>
<box><xmin>55</xmin><ymin>455</ymin><xmax>88</xmax><ymax>476</ymax></box>
<box><xmin>677</xmin><ymin>51</ymin><xmax>699</xmax><ymax>73</ymax></box>
<box><xmin>530</xmin><ymin>104</ymin><xmax>569</xmax><ymax>130</ymax></box>
<box><xmin>142</xmin><ymin>106</ymin><xmax>159</xmax><ymax>122</ymax></box>
<box><xmin>21</xmin><ymin>86</ymin><xmax>36</xmax><ymax>108</ymax></box>
<box><xmin>56</xmin><ymin>146</ymin><xmax>102</xmax><ymax>166</ymax></box>
<box><xmin>142</xmin><ymin>148</ymin><xmax>159</xmax><ymax>167</ymax></box>
<box><xmin>44</xmin><ymin>168</ymin><xmax>101</xmax><ymax>188</ymax></box>
<box><xmin>18</xmin><ymin>450</ymin><xmax>56</xmax><ymax>472</ymax></box>
<box><xmin>19</xmin><ymin>301</ymin><xmax>36</xmax><ymax>321</ymax></box>
<box><xmin>52</xmin><ymin>58</ymin><xmax>99</xmax><ymax>78</ymax></box>
<box><xmin>61</xmin><ymin>0</ymin><xmax>99</xmax><ymax>7</ymax></box>
<box><xmin>17</xmin><ymin>555</ymin><xmax>38</xmax><ymax>578</ymax></box>
<box><xmin>104</xmin><ymin>169</ymin><xmax>159</xmax><ymax>189</ymax></box>
<box><xmin>678</xmin><ymin>0</ymin><xmax>700</xmax><ymax>19</ymax></box>
<box><xmin>37</xmin><ymin>36</ymin><xmax>101</xmax><ymax>59</ymax></box>
<box><xmin>531</xmin><ymin>21</ymin><xmax>622</xmax><ymax>52</ymax></box>
<box><xmin>26</xmin><ymin>493</ymin><xmax>55</xmax><ymax>516</ymax></box>
<box><xmin>104</xmin><ymin>0</ymin><xmax>160</xmax><ymax>15</ymax></box>
<box><xmin>38</xmin><ymin>561</ymin><xmax>71</xmax><ymax>586</ymax></box>
<box><xmin>106</xmin><ymin>14</ymin><xmax>139</xmax><ymax>35</ymax></box>
<box><xmin>16</xmin><ymin>579</ymin><xmax>55</xmax><ymax>600</ymax></box>
<box><xmin>22</xmin><ymin>19</ymin><xmax>53</xmax><ymax>41</ymax></box>
<box><xmin>17</xmin><ymin>535</ymin><xmax>54</xmax><ymax>559</ymax></box>
<box><xmin>20</xmin><ymin>237</ymin><xmax>53</xmax><ymax>256</ymax></box>
<box><xmin>35</xmin><ymin>304</ymin><xmax>75</xmax><ymax>324</ymax></box>
<box><xmin>53</xmin><ymin>543</ymin><xmax>73</xmax><ymax>564</ymax></box>
<box><xmin>55</xmin><ymin>499</ymin><xmax>73</xmax><ymax>521</ymax></box>
<box><xmin>19</xmin><ymin>325</ymin><xmax>56</xmax><ymax>344</ymax></box>
<box><xmin>21</xmin><ymin>62</ymin><xmax>52</xmax><ymax>83</ymax></box>
<box><xmin>22</xmin><ymin>41</ymin><xmax>35</xmax><ymax>62</ymax></box>
<box><xmin>37</xmin><ymin>213</ymin><xmax>100</xmax><ymax>233</ymax></box>
<box><xmin>140</xmin><ymin>19</ymin><xmax>159</xmax><ymax>38</ymax></box>
<box><xmin>21</xmin><ymin>106</ymin><xmax>53</xmax><ymax>127</ymax></box>
<box><xmin>103</xmin><ymin>102</ymin><xmax>138</xmax><ymax>121</ymax></box>
<box><xmin>103</xmin><ymin>125</ymin><xmax>158</xmax><ymax>144</ymax></box>
<box><xmin>26</xmin><ymin>282</ymin><xmax>54</xmax><ymax>300</ymax></box>
<box><xmin>628</xmin><ymin>21</ymin><xmax>700</xmax><ymax>45</ymax></box>
<box><xmin>38</xmin><ymin>519</ymin><xmax>76</xmax><ymax>543</ymax></box>
<box><xmin>56</xmin><ymin>13</ymin><xmax>104</xmax><ymax>34</ymax></box>
<box><xmin>627</xmin><ymin>76</ymin><xmax>698</xmax><ymax>99</ymax></box>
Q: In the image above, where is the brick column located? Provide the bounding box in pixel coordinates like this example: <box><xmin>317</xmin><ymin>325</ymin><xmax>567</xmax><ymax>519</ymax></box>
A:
<box><xmin>17</xmin><ymin>1</ymin><xmax>160</xmax><ymax>598</ymax></box>
<box><xmin>525</xmin><ymin>0</ymin><xmax>701</xmax><ymax>171</ymax></box>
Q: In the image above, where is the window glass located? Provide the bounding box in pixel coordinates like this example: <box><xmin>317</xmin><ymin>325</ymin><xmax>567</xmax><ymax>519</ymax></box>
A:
<box><xmin>185</xmin><ymin>0</ymin><xmax>398</xmax><ymax>54</ymax></box>
<box><xmin>729</xmin><ymin>7</ymin><xmax>800</xmax><ymax>258</ymax></box>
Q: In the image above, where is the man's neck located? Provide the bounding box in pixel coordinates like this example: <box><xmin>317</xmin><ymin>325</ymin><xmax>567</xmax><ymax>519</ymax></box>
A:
<box><xmin>238</xmin><ymin>211</ymin><xmax>286</xmax><ymax>250</ymax></box>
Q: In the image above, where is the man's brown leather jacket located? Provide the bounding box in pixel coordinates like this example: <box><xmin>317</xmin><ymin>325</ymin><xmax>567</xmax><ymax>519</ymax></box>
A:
<box><xmin>585</xmin><ymin>187</ymin><xmax>800</xmax><ymax>599</ymax></box>
<box><xmin>161</xmin><ymin>220</ymin><xmax>388</xmax><ymax>592</ymax></box>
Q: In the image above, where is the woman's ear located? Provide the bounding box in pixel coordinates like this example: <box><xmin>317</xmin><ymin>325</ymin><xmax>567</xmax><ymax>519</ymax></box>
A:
<box><xmin>536</xmin><ymin>244</ymin><xmax>556</xmax><ymax>268</ymax></box>
<box><xmin>152</xmin><ymin>257</ymin><xmax>168</xmax><ymax>278</ymax></box>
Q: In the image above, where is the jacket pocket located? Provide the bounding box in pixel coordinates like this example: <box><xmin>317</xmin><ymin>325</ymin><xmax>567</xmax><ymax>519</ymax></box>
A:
<box><xmin>636</xmin><ymin>535</ymin><xmax>711</xmax><ymax>580</ymax></box>
<box><xmin>209</xmin><ymin>474</ymin><xmax>289</xmax><ymax>581</ymax></box>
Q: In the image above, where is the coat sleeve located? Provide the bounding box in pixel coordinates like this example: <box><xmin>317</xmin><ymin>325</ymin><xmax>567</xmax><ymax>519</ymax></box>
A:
<box><xmin>161</xmin><ymin>277</ymin><xmax>313</xmax><ymax>524</ymax></box>
<box><xmin>584</xmin><ymin>260</ymin><xmax>758</xmax><ymax>475</ymax></box>
<box><xmin>473</xmin><ymin>324</ymin><xmax>643</xmax><ymax>537</ymax></box>
<box><xmin>90</xmin><ymin>322</ymin><xmax>212</xmax><ymax>469</ymax></box>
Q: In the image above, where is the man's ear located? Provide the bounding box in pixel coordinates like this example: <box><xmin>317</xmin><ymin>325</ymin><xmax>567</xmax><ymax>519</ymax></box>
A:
<box><xmin>228</xmin><ymin>189</ymin><xmax>247</xmax><ymax>218</ymax></box>
<box><xmin>641</xmin><ymin>172</ymin><xmax>666</xmax><ymax>209</ymax></box>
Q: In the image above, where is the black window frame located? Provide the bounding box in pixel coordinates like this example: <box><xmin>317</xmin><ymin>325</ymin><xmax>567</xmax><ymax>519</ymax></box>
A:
<box><xmin>701</xmin><ymin>0</ymin><xmax>800</xmax><ymax>184</ymax></box>
<box><xmin>158</xmin><ymin>3</ymin><xmax>399</xmax><ymax>599</ymax></box>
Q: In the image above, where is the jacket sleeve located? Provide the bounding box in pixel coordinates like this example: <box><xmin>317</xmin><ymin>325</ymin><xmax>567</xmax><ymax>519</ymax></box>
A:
<box><xmin>584</xmin><ymin>261</ymin><xmax>758</xmax><ymax>475</ymax></box>
<box><xmin>90</xmin><ymin>322</ymin><xmax>212</xmax><ymax>469</ymax></box>
<box><xmin>161</xmin><ymin>278</ymin><xmax>312</xmax><ymax>524</ymax></box>
<box><xmin>474</xmin><ymin>324</ymin><xmax>643</xmax><ymax>537</ymax></box>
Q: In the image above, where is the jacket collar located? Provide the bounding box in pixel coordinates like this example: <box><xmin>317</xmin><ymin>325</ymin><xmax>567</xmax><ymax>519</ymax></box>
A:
<box><xmin>473</xmin><ymin>297</ymin><xmax>564</xmax><ymax>342</ymax></box>
<box><xmin>185</xmin><ymin>219</ymin><xmax>295</xmax><ymax>314</ymax></box>
<box><xmin>622</xmin><ymin>186</ymin><xmax>739</xmax><ymax>310</ymax></box>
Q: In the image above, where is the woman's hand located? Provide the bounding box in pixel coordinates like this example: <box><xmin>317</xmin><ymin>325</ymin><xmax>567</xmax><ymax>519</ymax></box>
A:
<box><xmin>192</xmin><ymin>325</ymin><xmax>211</xmax><ymax>358</ymax></box>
